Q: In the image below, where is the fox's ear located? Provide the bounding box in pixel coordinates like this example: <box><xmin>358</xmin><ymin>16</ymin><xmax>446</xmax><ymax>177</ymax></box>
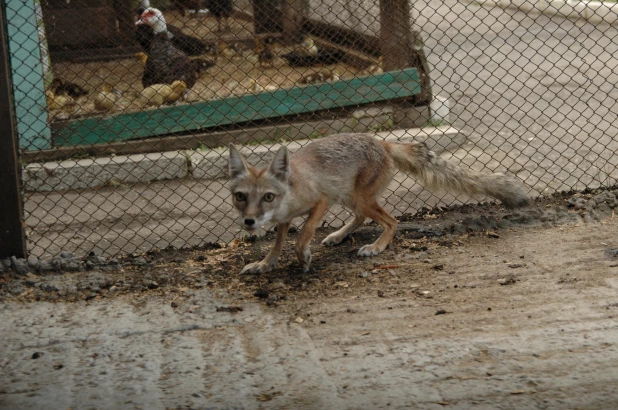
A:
<box><xmin>229</xmin><ymin>144</ymin><xmax>249</xmax><ymax>179</ymax></box>
<box><xmin>268</xmin><ymin>145</ymin><xmax>289</xmax><ymax>182</ymax></box>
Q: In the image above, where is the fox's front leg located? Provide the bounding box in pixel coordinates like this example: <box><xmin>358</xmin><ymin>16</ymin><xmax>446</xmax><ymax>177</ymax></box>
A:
<box><xmin>295</xmin><ymin>198</ymin><xmax>328</xmax><ymax>272</ymax></box>
<box><xmin>241</xmin><ymin>222</ymin><xmax>291</xmax><ymax>274</ymax></box>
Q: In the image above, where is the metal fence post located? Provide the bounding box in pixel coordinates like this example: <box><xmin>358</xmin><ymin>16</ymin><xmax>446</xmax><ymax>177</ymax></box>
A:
<box><xmin>0</xmin><ymin>1</ymin><xmax>27</xmax><ymax>259</ymax></box>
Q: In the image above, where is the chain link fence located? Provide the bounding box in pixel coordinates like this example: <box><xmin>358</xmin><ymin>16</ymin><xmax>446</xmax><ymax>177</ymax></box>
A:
<box><xmin>3</xmin><ymin>0</ymin><xmax>618</xmax><ymax>258</ymax></box>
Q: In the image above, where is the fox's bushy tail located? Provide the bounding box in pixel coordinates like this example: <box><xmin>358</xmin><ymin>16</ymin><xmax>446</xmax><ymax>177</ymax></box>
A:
<box><xmin>388</xmin><ymin>141</ymin><xmax>529</xmax><ymax>208</ymax></box>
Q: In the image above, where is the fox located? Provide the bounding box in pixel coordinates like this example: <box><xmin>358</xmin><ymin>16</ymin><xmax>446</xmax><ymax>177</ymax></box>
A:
<box><xmin>229</xmin><ymin>133</ymin><xmax>529</xmax><ymax>274</ymax></box>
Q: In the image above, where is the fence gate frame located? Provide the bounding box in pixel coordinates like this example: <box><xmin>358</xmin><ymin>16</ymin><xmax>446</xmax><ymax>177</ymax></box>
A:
<box><xmin>0</xmin><ymin>0</ymin><xmax>27</xmax><ymax>259</ymax></box>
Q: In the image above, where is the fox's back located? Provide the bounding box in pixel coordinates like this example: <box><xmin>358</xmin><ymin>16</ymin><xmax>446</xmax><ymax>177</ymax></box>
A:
<box><xmin>289</xmin><ymin>134</ymin><xmax>395</xmax><ymax>206</ymax></box>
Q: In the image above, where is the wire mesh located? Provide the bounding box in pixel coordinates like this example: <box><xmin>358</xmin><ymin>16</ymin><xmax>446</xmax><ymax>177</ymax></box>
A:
<box><xmin>4</xmin><ymin>0</ymin><xmax>618</xmax><ymax>258</ymax></box>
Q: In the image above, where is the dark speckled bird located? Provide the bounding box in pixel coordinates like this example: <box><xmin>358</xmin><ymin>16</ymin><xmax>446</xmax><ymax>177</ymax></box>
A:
<box><xmin>204</xmin><ymin>0</ymin><xmax>233</xmax><ymax>32</ymax></box>
<box><xmin>136</xmin><ymin>8</ymin><xmax>214</xmax><ymax>89</ymax></box>
<box><xmin>173</xmin><ymin>0</ymin><xmax>202</xmax><ymax>16</ymax></box>
<box><xmin>135</xmin><ymin>1</ymin><xmax>213</xmax><ymax>56</ymax></box>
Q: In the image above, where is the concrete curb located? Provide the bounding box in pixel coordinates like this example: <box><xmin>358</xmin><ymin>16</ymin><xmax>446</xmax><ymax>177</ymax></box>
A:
<box><xmin>468</xmin><ymin>0</ymin><xmax>618</xmax><ymax>24</ymax></box>
<box><xmin>23</xmin><ymin>126</ymin><xmax>462</xmax><ymax>193</ymax></box>
<box><xmin>23</xmin><ymin>151</ymin><xmax>189</xmax><ymax>192</ymax></box>
<box><xmin>190</xmin><ymin>126</ymin><xmax>463</xmax><ymax>182</ymax></box>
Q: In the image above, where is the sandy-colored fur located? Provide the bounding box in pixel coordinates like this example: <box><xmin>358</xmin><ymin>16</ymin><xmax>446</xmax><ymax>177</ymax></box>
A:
<box><xmin>229</xmin><ymin>133</ymin><xmax>528</xmax><ymax>274</ymax></box>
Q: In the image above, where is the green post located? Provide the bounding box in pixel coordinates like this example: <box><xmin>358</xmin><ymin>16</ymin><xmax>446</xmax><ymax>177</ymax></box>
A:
<box><xmin>4</xmin><ymin>0</ymin><xmax>52</xmax><ymax>151</ymax></box>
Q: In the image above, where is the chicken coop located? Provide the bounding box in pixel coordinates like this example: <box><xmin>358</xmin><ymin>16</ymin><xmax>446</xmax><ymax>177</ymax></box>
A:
<box><xmin>4</xmin><ymin>0</ymin><xmax>430</xmax><ymax>156</ymax></box>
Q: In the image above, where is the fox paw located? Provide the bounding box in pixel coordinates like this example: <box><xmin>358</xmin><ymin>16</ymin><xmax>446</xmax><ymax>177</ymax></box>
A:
<box><xmin>240</xmin><ymin>261</ymin><xmax>273</xmax><ymax>275</ymax></box>
<box><xmin>358</xmin><ymin>244</ymin><xmax>383</xmax><ymax>257</ymax></box>
<box><xmin>296</xmin><ymin>248</ymin><xmax>312</xmax><ymax>272</ymax></box>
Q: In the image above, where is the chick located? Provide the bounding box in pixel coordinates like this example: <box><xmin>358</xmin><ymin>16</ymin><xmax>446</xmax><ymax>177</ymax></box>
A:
<box><xmin>247</xmin><ymin>78</ymin><xmax>263</xmax><ymax>93</ymax></box>
<box><xmin>235</xmin><ymin>42</ymin><xmax>254</xmax><ymax>57</ymax></box>
<box><xmin>94</xmin><ymin>84</ymin><xmax>122</xmax><ymax>111</ymax></box>
<box><xmin>135</xmin><ymin>52</ymin><xmax>149</xmax><ymax>67</ymax></box>
<box><xmin>50</xmin><ymin>78</ymin><xmax>88</xmax><ymax>98</ymax></box>
<box><xmin>358</xmin><ymin>56</ymin><xmax>385</xmax><ymax>77</ymax></box>
<box><xmin>295</xmin><ymin>37</ymin><xmax>318</xmax><ymax>57</ymax></box>
<box><xmin>245</xmin><ymin>52</ymin><xmax>260</xmax><ymax>65</ymax></box>
<box><xmin>46</xmin><ymin>89</ymin><xmax>74</xmax><ymax>111</ymax></box>
<box><xmin>137</xmin><ymin>80</ymin><xmax>187</xmax><ymax>107</ymax></box>
<box><xmin>298</xmin><ymin>69</ymin><xmax>340</xmax><ymax>85</ymax></box>
<box><xmin>217</xmin><ymin>40</ymin><xmax>238</xmax><ymax>59</ymax></box>
<box><xmin>193</xmin><ymin>58</ymin><xmax>216</xmax><ymax>77</ymax></box>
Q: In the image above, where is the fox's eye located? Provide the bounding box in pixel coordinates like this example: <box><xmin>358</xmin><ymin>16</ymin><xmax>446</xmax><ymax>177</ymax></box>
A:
<box><xmin>234</xmin><ymin>192</ymin><xmax>246</xmax><ymax>202</ymax></box>
<box><xmin>263</xmin><ymin>193</ymin><xmax>275</xmax><ymax>202</ymax></box>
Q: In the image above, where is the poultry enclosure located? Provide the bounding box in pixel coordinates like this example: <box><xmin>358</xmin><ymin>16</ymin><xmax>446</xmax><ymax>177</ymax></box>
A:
<box><xmin>13</xmin><ymin>0</ymin><xmax>430</xmax><ymax>156</ymax></box>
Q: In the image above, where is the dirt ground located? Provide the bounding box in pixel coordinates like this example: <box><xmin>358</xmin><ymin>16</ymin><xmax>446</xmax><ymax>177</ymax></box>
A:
<box><xmin>1</xmin><ymin>188</ymin><xmax>618</xmax><ymax>409</ymax></box>
<box><xmin>51</xmin><ymin>11</ymin><xmax>364</xmax><ymax>120</ymax></box>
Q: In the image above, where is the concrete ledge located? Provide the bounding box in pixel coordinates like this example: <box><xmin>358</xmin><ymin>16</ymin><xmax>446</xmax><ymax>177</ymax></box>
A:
<box><xmin>24</xmin><ymin>152</ymin><xmax>189</xmax><ymax>192</ymax></box>
<box><xmin>470</xmin><ymin>0</ymin><xmax>618</xmax><ymax>24</ymax></box>
<box><xmin>23</xmin><ymin>126</ymin><xmax>462</xmax><ymax>193</ymax></box>
<box><xmin>190</xmin><ymin>126</ymin><xmax>463</xmax><ymax>181</ymax></box>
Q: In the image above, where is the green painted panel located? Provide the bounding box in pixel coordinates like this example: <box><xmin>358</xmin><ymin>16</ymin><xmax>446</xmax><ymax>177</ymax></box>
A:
<box><xmin>5</xmin><ymin>0</ymin><xmax>52</xmax><ymax>150</ymax></box>
<box><xmin>52</xmin><ymin>68</ymin><xmax>421</xmax><ymax>147</ymax></box>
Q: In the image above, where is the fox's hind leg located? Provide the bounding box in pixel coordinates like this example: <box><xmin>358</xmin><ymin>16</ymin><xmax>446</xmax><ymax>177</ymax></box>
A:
<box><xmin>357</xmin><ymin>200</ymin><xmax>398</xmax><ymax>257</ymax></box>
<box><xmin>321</xmin><ymin>213</ymin><xmax>366</xmax><ymax>246</ymax></box>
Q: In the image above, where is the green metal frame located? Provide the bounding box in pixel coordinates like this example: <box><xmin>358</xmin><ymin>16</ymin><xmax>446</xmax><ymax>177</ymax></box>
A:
<box><xmin>5</xmin><ymin>0</ymin><xmax>51</xmax><ymax>150</ymax></box>
<box><xmin>52</xmin><ymin>68</ymin><xmax>421</xmax><ymax>147</ymax></box>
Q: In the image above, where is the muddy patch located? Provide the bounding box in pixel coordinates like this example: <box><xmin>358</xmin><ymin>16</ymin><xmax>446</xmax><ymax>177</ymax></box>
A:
<box><xmin>1</xmin><ymin>186</ymin><xmax>617</xmax><ymax>308</ymax></box>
